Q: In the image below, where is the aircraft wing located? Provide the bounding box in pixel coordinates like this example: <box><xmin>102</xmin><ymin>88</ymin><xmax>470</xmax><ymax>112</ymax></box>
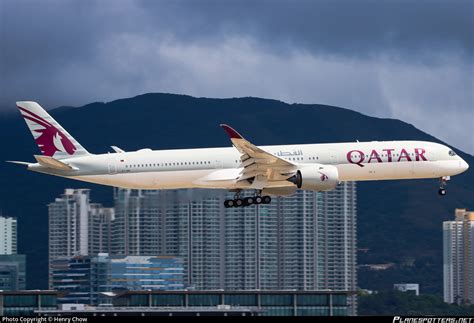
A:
<box><xmin>220</xmin><ymin>124</ymin><xmax>297</xmax><ymax>189</ymax></box>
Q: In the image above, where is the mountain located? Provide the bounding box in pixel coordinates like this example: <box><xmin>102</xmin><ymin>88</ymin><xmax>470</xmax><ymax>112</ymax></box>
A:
<box><xmin>0</xmin><ymin>93</ymin><xmax>472</xmax><ymax>292</ymax></box>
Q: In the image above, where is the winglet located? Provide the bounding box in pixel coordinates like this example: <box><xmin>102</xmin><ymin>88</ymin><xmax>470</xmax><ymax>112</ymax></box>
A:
<box><xmin>220</xmin><ymin>124</ymin><xmax>243</xmax><ymax>139</ymax></box>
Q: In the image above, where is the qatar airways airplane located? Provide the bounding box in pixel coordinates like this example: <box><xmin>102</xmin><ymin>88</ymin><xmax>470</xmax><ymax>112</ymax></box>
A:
<box><xmin>8</xmin><ymin>101</ymin><xmax>469</xmax><ymax>207</ymax></box>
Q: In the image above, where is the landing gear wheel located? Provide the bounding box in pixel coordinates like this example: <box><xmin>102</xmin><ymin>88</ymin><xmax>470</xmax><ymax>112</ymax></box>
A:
<box><xmin>235</xmin><ymin>199</ymin><xmax>244</xmax><ymax>207</ymax></box>
<box><xmin>224</xmin><ymin>200</ymin><xmax>234</xmax><ymax>208</ymax></box>
<box><xmin>262</xmin><ymin>196</ymin><xmax>272</xmax><ymax>204</ymax></box>
<box><xmin>245</xmin><ymin>197</ymin><xmax>254</xmax><ymax>205</ymax></box>
<box><xmin>254</xmin><ymin>196</ymin><xmax>263</xmax><ymax>204</ymax></box>
<box><xmin>438</xmin><ymin>189</ymin><xmax>447</xmax><ymax>196</ymax></box>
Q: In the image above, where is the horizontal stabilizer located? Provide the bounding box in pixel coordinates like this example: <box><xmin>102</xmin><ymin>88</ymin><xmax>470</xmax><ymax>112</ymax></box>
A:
<box><xmin>34</xmin><ymin>155</ymin><xmax>77</xmax><ymax>171</ymax></box>
<box><xmin>6</xmin><ymin>160</ymin><xmax>31</xmax><ymax>166</ymax></box>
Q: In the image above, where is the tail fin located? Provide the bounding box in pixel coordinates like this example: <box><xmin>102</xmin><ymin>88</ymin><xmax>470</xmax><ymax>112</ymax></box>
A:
<box><xmin>16</xmin><ymin>101</ymin><xmax>90</xmax><ymax>159</ymax></box>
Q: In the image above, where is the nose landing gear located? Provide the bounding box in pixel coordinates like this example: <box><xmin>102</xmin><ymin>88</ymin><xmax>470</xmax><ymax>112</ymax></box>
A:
<box><xmin>438</xmin><ymin>176</ymin><xmax>450</xmax><ymax>196</ymax></box>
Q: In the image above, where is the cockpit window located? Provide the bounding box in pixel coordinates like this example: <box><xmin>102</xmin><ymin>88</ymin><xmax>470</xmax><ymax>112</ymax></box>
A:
<box><xmin>448</xmin><ymin>150</ymin><xmax>457</xmax><ymax>156</ymax></box>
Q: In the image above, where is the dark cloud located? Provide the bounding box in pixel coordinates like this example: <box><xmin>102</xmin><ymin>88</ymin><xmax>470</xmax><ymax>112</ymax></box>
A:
<box><xmin>136</xmin><ymin>0</ymin><xmax>473</xmax><ymax>59</ymax></box>
<box><xmin>0</xmin><ymin>0</ymin><xmax>472</xmax><ymax>152</ymax></box>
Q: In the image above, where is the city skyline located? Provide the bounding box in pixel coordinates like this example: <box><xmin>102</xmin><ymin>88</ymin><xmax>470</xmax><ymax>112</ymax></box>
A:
<box><xmin>48</xmin><ymin>188</ymin><xmax>114</xmax><ymax>287</ymax></box>
<box><xmin>45</xmin><ymin>184</ymin><xmax>357</xmax><ymax>314</ymax></box>
<box><xmin>2</xmin><ymin>183</ymin><xmax>473</xmax><ymax>315</ymax></box>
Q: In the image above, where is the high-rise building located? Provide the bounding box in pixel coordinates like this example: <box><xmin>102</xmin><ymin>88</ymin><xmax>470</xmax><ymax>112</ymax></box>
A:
<box><xmin>89</xmin><ymin>204</ymin><xmax>114</xmax><ymax>256</ymax></box>
<box><xmin>48</xmin><ymin>189</ymin><xmax>91</xmax><ymax>259</ymax></box>
<box><xmin>443</xmin><ymin>208</ymin><xmax>474</xmax><ymax>304</ymax></box>
<box><xmin>0</xmin><ymin>216</ymin><xmax>17</xmax><ymax>255</ymax></box>
<box><xmin>0</xmin><ymin>216</ymin><xmax>27</xmax><ymax>291</ymax></box>
<box><xmin>113</xmin><ymin>183</ymin><xmax>357</xmax><ymax>314</ymax></box>
<box><xmin>51</xmin><ymin>254</ymin><xmax>184</xmax><ymax>305</ymax></box>
<box><xmin>111</xmin><ymin>189</ymin><xmax>162</xmax><ymax>256</ymax></box>
<box><xmin>48</xmin><ymin>189</ymin><xmax>114</xmax><ymax>287</ymax></box>
<box><xmin>258</xmin><ymin>183</ymin><xmax>357</xmax><ymax>294</ymax></box>
<box><xmin>259</xmin><ymin>183</ymin><xmax>358</xmax><ymax>314</ymax></box>
<box><xmin>0</xmin><ymin>254</ymin><xmax>26</xmax><ymax>291</ymax></box>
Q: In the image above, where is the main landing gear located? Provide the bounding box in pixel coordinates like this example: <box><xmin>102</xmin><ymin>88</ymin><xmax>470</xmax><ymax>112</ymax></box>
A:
<box><xmin>438</xmin><ymin>176</ymin><xmax>450</xmax><ymax>196</ymax></box>
<box><xmin>224</xmin><ymin>191</ymin><xmax>271</xmax><ymax>208</ymax></box>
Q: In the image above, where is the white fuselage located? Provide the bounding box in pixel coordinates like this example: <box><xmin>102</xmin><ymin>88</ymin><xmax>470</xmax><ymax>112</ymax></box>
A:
<box><xmin>27</xmin><ymin>140</ymin><xmax>469</xmax><ymax>190</ymax></box>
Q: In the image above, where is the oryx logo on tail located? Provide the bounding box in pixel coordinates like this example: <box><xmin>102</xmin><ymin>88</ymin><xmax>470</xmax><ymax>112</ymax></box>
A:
<box><xmin>15</xmin><ymin>101</ymin><xmax>90</xmax><ymax>161</ymax></box>
<box><xmin>18</xmin><ymin>105</ymin><xmax>77</xmax><ymax>157</ymax></box>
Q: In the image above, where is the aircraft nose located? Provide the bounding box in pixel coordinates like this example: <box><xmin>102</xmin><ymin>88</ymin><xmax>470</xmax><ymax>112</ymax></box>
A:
<box><xmin>460</xmin><ymin>159</ymin><xmax>469</xmax><ymax>172</ymax></box>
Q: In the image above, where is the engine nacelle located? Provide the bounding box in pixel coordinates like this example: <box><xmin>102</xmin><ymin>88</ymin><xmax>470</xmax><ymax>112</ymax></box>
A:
<box><xmin>288</xmin><ymin>164</ymin><xmax>339</xmax><ymax>191</ymax></box>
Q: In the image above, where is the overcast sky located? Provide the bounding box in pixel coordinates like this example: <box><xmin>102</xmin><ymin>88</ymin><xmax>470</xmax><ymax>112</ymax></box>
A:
<box><xmin>1</xmin><ymin>0</ymin><xmax>472</xmax><ymax>153</ymax></box>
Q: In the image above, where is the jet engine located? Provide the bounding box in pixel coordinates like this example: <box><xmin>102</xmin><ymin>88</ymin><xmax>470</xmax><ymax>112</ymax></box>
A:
<box><xmin>287</xmin><ymin>164</ymin><xmax>339</xmax><ymax>191</ymax></box>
